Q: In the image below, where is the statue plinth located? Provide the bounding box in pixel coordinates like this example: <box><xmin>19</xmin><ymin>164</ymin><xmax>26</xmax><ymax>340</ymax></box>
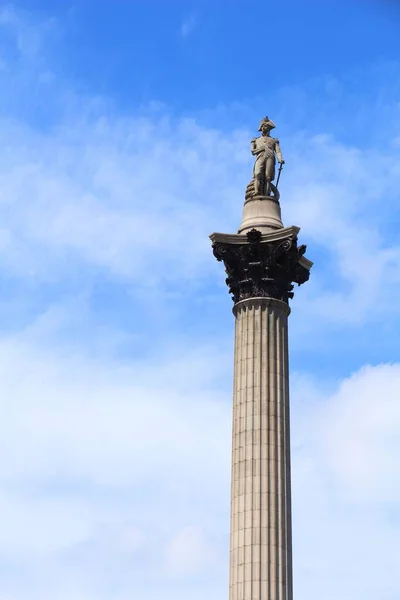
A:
<box><xmin>238</xmin><ymin>194</ymin><xmax>283</xmax><ymax>234</ymax></box>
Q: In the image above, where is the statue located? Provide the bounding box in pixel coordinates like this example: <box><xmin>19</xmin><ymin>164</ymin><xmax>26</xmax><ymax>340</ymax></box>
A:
<box><xmin>250</xmin><ymin>116</ymin><xmax>285</xmax><ymax>198</ymax></box>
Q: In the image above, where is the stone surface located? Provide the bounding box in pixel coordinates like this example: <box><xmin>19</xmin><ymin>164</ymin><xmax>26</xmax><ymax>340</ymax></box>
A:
<box><xmin>250</xmin><ymin>117</ymin><xmax>284</xmax><ymax>198</ymax></box>
<box><xmin>230</xmin><ymin>297</ymin><xmax>292</xmax><ymax>600</ymax></box>
<box><xmin>240</xmin><ymin>116</ymin><xmax>287</xmax><ymax>234</ymax></box>
<box><xmin>238</xmin><ymin>195</ymin><xmax>283</xmax><ymax>234</ymax></box>
<box><xmin>210</xmin><ymin>118</ymin><xmax>312</xmax><ymax>600</ymax></box>
<box><xmin>210</xmin><ymin>223</ymin><xmax>312</xmax><ymax>600</ymax></box>
<box><xmin>211</xmin><ymin>228</ymin><xmax>311</xmax><ymax>305</ymax></box>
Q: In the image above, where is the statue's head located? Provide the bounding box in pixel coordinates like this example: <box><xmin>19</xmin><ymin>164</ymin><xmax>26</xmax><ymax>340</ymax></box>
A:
<box><xmin>258</xmin><ymin>116</ymin><xmax>276</xmax><ymax>134</ymax></box>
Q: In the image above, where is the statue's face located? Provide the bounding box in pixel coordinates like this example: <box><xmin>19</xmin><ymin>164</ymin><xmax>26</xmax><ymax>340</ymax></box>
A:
<box><xmin>261</xmin><ymin>123</ymin><xmax>271</xmax><ymax>135</ymax></box>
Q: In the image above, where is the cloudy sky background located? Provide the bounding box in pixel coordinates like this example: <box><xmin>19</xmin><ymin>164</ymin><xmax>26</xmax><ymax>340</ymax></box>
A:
<box><xmin>0</xmin><ymin>1</ymin><xmax>400</xmax><ymax>599</ymax></box>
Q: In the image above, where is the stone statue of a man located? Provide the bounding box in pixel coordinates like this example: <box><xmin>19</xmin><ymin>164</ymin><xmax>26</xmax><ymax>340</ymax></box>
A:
<box><xmin>251</xmin><ymin>117</ymin><xmax>285</xmax><ymax>197</ymax></box>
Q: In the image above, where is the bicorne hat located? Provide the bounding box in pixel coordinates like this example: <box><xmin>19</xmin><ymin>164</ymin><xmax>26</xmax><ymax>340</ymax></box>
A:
<box><xmin>258</xmin><ymin>116</ymin><xmax>276</xmax><ymax>131</ymax></box>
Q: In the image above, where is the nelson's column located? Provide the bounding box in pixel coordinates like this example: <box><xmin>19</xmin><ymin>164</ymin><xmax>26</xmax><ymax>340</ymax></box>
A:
<box><xmin>210</xmin><ymin>117</ymin><xmax>313</xmax><ymax>600</ymax></box>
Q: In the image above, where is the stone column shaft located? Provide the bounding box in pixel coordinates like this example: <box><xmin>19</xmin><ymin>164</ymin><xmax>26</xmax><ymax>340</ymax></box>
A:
<box><xmin>210</xmin><ymin>226</ymin><xmax>312</xmax><ymax>600</ymax></box>
<box><xmin>230</xmin><ymin>298</ymin><xmax>292</xmax><ymax>600</ymax></box>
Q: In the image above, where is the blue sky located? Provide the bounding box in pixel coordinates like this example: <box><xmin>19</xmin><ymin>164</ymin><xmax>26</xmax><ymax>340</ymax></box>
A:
<box><xmin>0</xmin><ymin>1</ymin><xmax>400</xmax><ymax>599</ymax></box>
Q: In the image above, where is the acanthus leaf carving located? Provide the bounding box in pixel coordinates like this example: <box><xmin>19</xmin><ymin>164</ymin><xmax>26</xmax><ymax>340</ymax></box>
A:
<box><xmin>212</xmin><ymin>230</ymin><xmax>309</xmax><ymax>304</ymax></box>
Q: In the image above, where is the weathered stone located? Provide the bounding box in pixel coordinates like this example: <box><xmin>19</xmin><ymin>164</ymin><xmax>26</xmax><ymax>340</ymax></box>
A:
<box><xmin>250</xmin><ymin>116</ymin><xmax>285</xmax><ymax>198</ymax></box>
<box><xmin>211</xmin><ymin>228</ymin><xmax>310</xmax><ymax>305</ymax></box>
<box><xmin>209</xmin><ymin>117</ymin><xmax>312</xmax><ymax>600</ymax></box>
<box><xmin>229</xmin><ymin>297</ymin><xmax>292</xmax><ymax>600</ymax></box>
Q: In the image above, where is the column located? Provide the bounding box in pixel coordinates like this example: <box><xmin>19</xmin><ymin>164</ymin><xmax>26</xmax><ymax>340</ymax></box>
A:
<box><xmin>229</xmin><ymin>297</ymin><xmax>292</xmax><ymax>600</ymax></box>
<box><xmin>210</xmin><ymin>226</ymin><xmax>312</xmax><ymax>600</ymax></box>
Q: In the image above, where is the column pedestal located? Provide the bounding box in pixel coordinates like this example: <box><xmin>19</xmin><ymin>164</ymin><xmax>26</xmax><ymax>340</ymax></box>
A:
<box><xmin>238</xmin><ymin>196</ymin><xmax>284</xmax><ymax>234</ymax></box>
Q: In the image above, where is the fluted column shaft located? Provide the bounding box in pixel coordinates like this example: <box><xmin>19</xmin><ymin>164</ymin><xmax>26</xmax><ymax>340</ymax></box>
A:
<box><xmin>229</xmin><ymin>297</ymin><xmax>292</xmax><ymax>600</ymax></box>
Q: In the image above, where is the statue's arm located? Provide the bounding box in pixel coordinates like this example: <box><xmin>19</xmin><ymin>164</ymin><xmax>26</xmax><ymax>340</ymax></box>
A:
<box><xmin>275</xmin><ymin>139</ymin><xmax>285</xmax><ymax>163</ymax></box>
<box><xmin>251</xmin><ymin>138</ymin><xmax>263</xmax><ymax>156</ymax></box>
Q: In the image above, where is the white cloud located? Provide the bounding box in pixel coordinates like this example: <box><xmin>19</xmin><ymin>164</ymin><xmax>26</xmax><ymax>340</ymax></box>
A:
<box><xmin>0</xmin><ymin>113</ymin><xmax>248</xmax><ymax>286</ymax></box>
<box><xmin>0</xmin><ymin>324</ymin><xmax>399</xmax><ymax>599</ymax></box>
<box><xmin>281</xmin><ymin>133</ymin><xmax>400</xmax><ymax>323</ymax></box>
<box><xmin>0</xmin><ymin>6</ymin><xmax>399</xmax><ymax>600</ymax></box>
<box><xmin>0</xmin><ymin>102</ymin><xmax>399</xmax><ymax>334</ymax></box>
<box><xmin>291</xmin><ymin>364</ymin><xmax>400</xmax><ymax>600</ymax></box>
<box><xmin>0</xmin><ymin>100</ymin><xmax>399</xmax><ymax>329</ymax></box>
<box><xmin>164</xmin><ymin>526</ymin><xmax>217</xmax><ymax>577</ymax></box>
<box><xmin>0</xmin><ymin>5</ymin><xmax>399</xmax><ymax>329</ymax></box>
<box><xmin>0</xmin><ymin>322</ymin><xmax>230</xmax><ymax>599</ymax></box>
<box><xmin>0</xmin><ymin>333</ymin><xmax>231</xmax><ymax>489</ymax></box>
<box><xmin>317</xmin><ymin>363</ymin><xmax>400</xmax><ymax>503</ymax></box>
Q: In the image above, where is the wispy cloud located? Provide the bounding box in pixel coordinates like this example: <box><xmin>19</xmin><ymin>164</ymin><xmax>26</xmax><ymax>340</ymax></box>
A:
<box><xmin>180</xmin><ymin>14</ymin><xmax>197</xmax><ymax>38</ymax></box>
<box><xmin>0</xmin><ymin>324</ymin><xmax>231</xmax><ymax>599</ymax></box>
<box><xmin>291</xmin><ymin>364</ymin><xmax>400</xmax><ymax>599</ymax></box>
<box><xmin>0</xmin><ymin>316</ymin><xmax>399</xmax><ymax>599</ymax></box>
<box><xmin>0</xmin><ymin>5</ymin><xmax>400</xmax><ymax>600</ymax></box>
